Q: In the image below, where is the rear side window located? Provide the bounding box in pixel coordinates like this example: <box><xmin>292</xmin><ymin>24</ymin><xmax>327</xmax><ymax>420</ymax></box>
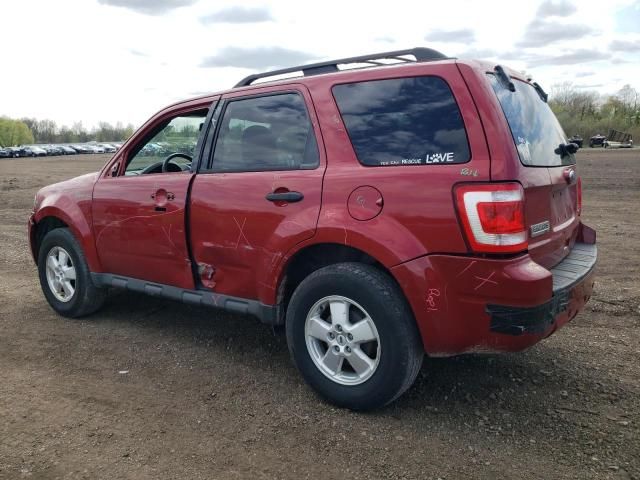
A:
<box><xmin>488</xmin><ymin>74</ymin><xmax>574</xmax><ymax>167</ymax></box>
<box><xmin>332</xmin><ymin>76</ymin><xmax>470</xmax><ymax>167</ymax></box>
<box><xmin>211</xmin><ymin>93</ymin><xmax>319</xmax><ymax>172</ymax></box>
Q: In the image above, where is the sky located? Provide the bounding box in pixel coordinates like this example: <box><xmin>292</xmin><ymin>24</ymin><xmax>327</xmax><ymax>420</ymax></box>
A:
<box><xmin>1</xmin><ymin>0</ymin><xmax>639</xmax><ymax>129</ymax></box>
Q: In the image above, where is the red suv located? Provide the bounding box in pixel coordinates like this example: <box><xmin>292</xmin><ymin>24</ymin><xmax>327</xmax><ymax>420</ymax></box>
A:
<box><xmin>29</xmin><ymin>48</ymin><xmax>597</xmax><ymax>410</ymax></box>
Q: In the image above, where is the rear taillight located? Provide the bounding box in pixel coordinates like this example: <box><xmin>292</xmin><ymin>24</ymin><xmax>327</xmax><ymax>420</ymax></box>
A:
<box><xmin>576</xmin><ymin>176</ymin><xmax>582</xmax><ymax>215</ymax></box>
<box><xmin>455</xmin><ymin>183</ymin><xmax>527</xmax><ymax>253</ymax></box>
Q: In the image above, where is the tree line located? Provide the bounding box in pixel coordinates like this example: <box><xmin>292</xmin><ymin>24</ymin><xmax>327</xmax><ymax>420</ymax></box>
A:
<box><xmin>3</xmin><ymin>84</ymin><xmax>638</xmax><ymax>148</ymax></box>
<box><xmin>0</xmin><ymin>117</ymin><xmax>135</xmax><ymax>147</ymax></box>
<box><xmin>549</xmin><ymin>84</ymin><xmax>639</xmax><ymax>142</ymax></box>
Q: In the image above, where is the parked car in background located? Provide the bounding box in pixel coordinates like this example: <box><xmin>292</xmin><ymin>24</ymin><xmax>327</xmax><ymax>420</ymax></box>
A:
<box><xmin>28</xmin><ymin>48</ymin><xmax>597</xmax><ymax>410</ymax></box>
<box><xmin>6</xmin><ymin>147</ymin><xmax>28</xmax><ymax>157</ymax></box>
<box><xmin>86</xmin><ymin>144</ymin><xmax>106</xmax><ymax>154</ymax></box>
<box><xmin>569</xmin><ymin>134</ymin><xmax>583</xmax><ymax>148</ymax></box>
<box><xmin>0</xmin><ymin>147</ymin><xmax>12</xmax><ymax>158</ymax></box>
<box><xmin>139</xmin><ymin>142</ymin><xmax>162</xmax><ymax>156</ymax></box>
<box><xmin>589</xmin><ymin>134</ymin><xmax>607</xmax><ymax>147</ymax></box>
<box><xmin>69</xmin><ymin>144</ymin><xmax>93</xmax><ymax>154</ymax></box>
<box><xmin>60</xmin><ymin>145</ymin><xmax>77</xmax><ymax>155</ymax></box>
<box><xmin>43</xmin><ymin>145</ymin><xmax>64</xmax><ymax>156</ymax></box>
<box><xmin>100</xmin><ymin>143</ymin><xmax>117</xmax><ymax>153</ymax></box>
<box><xmin>23</xmin><ymin>146</ymin><xmax>48</xmax><ymax>157</ymax></box>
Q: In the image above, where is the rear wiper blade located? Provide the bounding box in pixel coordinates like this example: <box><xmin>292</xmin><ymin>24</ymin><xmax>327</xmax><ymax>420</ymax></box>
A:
<box><xmin>532</xmin><ymin>82</ymin><xmax>548</xmax><ymax>103</ymax></box>
<box><xmin>554</xmin><ymin>142</ymin><xmax>578</xmax><ymax>158</ymax></box>
<box><xmin>494</xmin><ymin>65</ymin><xmax>515</xmax><ymax>92</ymax></box>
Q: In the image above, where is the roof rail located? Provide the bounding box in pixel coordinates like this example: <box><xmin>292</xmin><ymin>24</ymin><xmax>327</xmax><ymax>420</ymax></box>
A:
<box><xmin>234</xmin><ymin>47</ymin><xmax>448</xmax><ymax>88</ymax></box>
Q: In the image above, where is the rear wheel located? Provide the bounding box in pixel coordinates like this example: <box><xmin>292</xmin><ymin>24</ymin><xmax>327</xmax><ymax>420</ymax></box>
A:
<box><xmin>37</xmin><ymin>228</ymin><xmax>106</xmax><ymax>317</ymax></box>
<box><xmin>286</xmin><ymin>263</ymin><xmax>423</xmax><ymax>410</ymax></box>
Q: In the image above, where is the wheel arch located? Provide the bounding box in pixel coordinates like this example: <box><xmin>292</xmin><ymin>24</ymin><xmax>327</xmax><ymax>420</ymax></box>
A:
<box><xmin>271</xmin><ymin>242</ymin><xmax>408</xmax><ymax>325</ymax></box>
<box><xmin>33</xmin><ymin>206</ymin><xmax>101</xmax><ymax>272</ymax></box>
<box><xmin>32</xmin><ymin>216</ymin><xmax>69</xmax><ymax>261</ymax></box>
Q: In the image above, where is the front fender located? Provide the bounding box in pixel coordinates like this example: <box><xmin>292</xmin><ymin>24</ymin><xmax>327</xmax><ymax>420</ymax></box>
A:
<box><xmin>34</xmin><ymin>199</ymin><xmax>101</xmax><ymax>273</ymax></box>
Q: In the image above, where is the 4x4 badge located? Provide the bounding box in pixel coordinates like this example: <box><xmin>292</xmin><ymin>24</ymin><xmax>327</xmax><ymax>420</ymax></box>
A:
<box><xmin>530</xmin><ymin>220</ymin><xmax>550</xmax><ymax>237</ymax></box>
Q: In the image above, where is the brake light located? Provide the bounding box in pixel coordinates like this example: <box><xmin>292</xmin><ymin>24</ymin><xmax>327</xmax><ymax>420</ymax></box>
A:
<box><xmin>455</xmin><ymin>183</ymin><xmax>527</xmax><ymax>253</ymax></box>
<box><xmin>576</xmin><ymin>176</ymin><xmax>582</xmax><ymax>215</ymax></box>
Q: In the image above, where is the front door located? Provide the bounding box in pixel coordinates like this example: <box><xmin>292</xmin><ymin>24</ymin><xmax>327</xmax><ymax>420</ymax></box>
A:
<box><xmin>189</xmin><ymin>87</ymin><xmax>325</xmax><ymax>303</ymax></box>
<box><xmin>92</xmin><ymin>104</ymin><xmax>212</xmax><ymax>289</ymax></box>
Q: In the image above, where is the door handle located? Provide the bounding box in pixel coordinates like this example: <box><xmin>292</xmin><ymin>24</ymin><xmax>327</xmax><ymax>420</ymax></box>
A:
<box><xmin>265</xmin><ymin>191</ymin><xmax>304</xmax><ymax>203</ymax></box>
<box><xmin>150</xmin><ymin>190</ymin><xmax>175</xmax><ymax>200</ymax></box>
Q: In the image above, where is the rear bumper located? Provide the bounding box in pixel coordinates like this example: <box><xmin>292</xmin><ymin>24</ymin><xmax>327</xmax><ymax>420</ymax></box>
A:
<box><xmin>391</xmin><ymin>225</ymin><xmax>597</xmax><ymax>356</ymax></box>
<box><xmin>487</xmin><ymin>243</ymin><xmax>597</xmax><ymax>335</ymax></box>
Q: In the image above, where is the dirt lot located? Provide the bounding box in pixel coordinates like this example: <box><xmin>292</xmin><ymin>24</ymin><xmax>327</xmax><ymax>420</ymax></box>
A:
<box><xmin>1</xmin><ymin>149</ymin><xmax>639</xmax><ymax>479</ymax></box>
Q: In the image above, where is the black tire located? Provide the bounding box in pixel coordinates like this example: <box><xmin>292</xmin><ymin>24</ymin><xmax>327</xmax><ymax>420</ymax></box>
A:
<box><xmin>37</xmin><ymin>228</ymin><xmax>106</xmax><ymax>318</ymax></box>
<box><xmin>286</xmin><ymin>263</ymin><xmax>423</xmax><ymax>411</ymax></box>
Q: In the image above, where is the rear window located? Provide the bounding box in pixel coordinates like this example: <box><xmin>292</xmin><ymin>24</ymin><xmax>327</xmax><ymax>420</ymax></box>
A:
<box><xmin>488</xmin><ymin>74</ymin><xmax>574</xmax><ymax>167</ymax></box>
<box><xmin>332</xmin><ymin>76</ymin><xmax>470</xmax><ymax>167</ymax></box>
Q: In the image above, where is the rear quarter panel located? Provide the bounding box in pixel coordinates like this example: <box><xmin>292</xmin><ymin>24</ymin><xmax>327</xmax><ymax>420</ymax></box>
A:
<box><xmin>302</xmin><ymin>62</ymin><xmax>491</xmax><ymax>267</ymax></box>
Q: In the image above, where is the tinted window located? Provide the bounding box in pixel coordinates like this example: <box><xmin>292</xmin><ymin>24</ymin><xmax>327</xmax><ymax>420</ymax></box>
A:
<box><xmin>332</xmin><ymin>76</ymin><xmax>470</xmax><ymax>167</ymax></box>
<box><xmin>488</xmin><ymin>74</ymin><xmax>574</xmax><ymax>167</ymax></box>
<box><xmin>212</xmin><ymin>93</ymin><xmax>319</xmax><ymax>172</ymax></box>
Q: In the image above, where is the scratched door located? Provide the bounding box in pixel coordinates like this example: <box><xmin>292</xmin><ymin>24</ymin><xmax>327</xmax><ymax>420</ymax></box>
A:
<box><xmin>188</xmin><ymin>88</ymin><xmax>326</xmax><ymax>303</ymax></box>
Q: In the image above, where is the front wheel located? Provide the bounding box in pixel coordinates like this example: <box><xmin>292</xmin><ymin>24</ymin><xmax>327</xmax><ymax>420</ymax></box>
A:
<box><xmin>286</xmin><ymin>263</ymin><xmax>423</xmax><ymax>410</ymax></box>
<box><xmin>37</xmin><ymin>228</ymin><xmax>106</xmax><ymax>317</ymax></box>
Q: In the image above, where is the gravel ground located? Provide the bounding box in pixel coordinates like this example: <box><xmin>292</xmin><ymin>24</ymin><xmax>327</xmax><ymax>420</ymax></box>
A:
<box><xmin>0</xmin><ymin>149</ymin><xmax>638</xmax><ymax>479</ymax></box>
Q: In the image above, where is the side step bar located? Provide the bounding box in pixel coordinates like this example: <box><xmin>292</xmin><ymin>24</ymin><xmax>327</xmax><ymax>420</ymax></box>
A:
<box><xmin>91</xmin><ymin>273</ymin><xmax>281</xmax><ymax>325</ymax></box>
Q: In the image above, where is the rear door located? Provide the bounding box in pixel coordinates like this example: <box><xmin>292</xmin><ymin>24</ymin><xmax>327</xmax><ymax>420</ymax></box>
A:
<box><xmin>189</xmin><ymin>85</ymin><xmax>325</xmax><ymax>302</ymax></box>
<box><xmin>487</xmin><ymin>74</ymin><xmax>579</xmax><ymax>268</ymax></box>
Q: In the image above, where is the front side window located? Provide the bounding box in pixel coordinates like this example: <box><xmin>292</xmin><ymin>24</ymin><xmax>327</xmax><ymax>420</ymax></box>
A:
<box><xmin>211</xmin><ymin>93</ymin><xmax>319</xmax><ymax>172</ymax></box>
<box><xmin>332</xmin><ymin>76</ymin><xmax>470</xmax><ymax>167</ymax></box>
<box><xmin>125</xmin><ymin>110</ymin><xmax>208</xmax><ymax>175</ymax></box>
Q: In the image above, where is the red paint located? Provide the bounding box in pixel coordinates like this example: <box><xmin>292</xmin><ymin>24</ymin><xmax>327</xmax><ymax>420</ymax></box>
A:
<box><xmin>391</xmin><ymin>253</ymin><xmax>595</xmax><ymax>355</ymax></box>
<box><xmin>92</xmin><ymin>172</ymin><xmax>195</xmax><ymax>289</ymax></box>
<box><xmin>457</xmin><ymin>61</ymin><xmax>581</xmax><ymax>269</ymax></box>
<box><xmin>29</xmin><ymin>58</ymin><xmax>596</xmax><ymax>356</ymax></box>
<box><xmin>347</xmin><ymin>186</ymin><xmax>383</xmax><ymax>221</ymax></box>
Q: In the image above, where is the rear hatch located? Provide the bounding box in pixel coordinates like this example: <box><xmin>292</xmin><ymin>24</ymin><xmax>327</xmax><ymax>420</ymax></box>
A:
<box><xmin>487</xmin><ymin>73</ymin><xmax>580</xmax><ymax>269</ymax></box>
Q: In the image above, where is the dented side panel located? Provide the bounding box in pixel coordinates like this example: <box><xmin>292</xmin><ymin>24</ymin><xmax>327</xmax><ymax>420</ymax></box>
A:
<box><xmin>92</xmin><ymin>172</ymin><xmax>195</xmax><ymax>289</ymax></box>
<box><xmin>188</xmin><ymin>83</ymin><xmax>327</xmax><ymax>303</ymax></box>
<box><xmin>189</xmin><ymin>169</ymin><xmax>325</xmax><ymax>301</ymax></box>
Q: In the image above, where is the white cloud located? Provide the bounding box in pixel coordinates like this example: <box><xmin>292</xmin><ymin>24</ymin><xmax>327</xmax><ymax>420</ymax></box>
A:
<box><xmin>97</xmin><ymin>0</ymin><xmax>196</xmax><ymax>15</ymax></box>
<box><xmin>200</xmin><ymin>6</ymin><xmax>273</xmax><ymax>24</ymax></box>
<box><xmin>610</xmin><ymin>38</ymin><xmax>640</xmax><ymax>52</ymax></box>
<box><xmin>516</xmin><ymin>19</ymin><xmax>596</xmax><ymax>48</ymax></box>
<box><xmin>424</xmin><ymin>29</ymin><xmax>475</xmax><ymax>43</ymax></box>
<box><xmin>200</xmin><ymin>46</ymin><xmax>318</xmax><ymax>69</ymax></box>
<box><xmin>536</xmin><ymin>0</ymin><xmax>577</xmax><ymax>17</ymax></box>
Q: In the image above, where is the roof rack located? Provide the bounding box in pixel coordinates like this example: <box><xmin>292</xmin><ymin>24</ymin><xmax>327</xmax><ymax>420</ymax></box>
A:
<box><xmin>234</xmin><ymin>47</ymin><xmax>448</xmax><ymax>88</ymax></box>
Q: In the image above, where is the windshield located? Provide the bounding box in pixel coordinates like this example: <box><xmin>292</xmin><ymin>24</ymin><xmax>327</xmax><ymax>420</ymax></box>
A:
<box><xmin>488</xmin><ymin>74</ymin><xmax>574</xmax><ymax>167</ymax></box>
